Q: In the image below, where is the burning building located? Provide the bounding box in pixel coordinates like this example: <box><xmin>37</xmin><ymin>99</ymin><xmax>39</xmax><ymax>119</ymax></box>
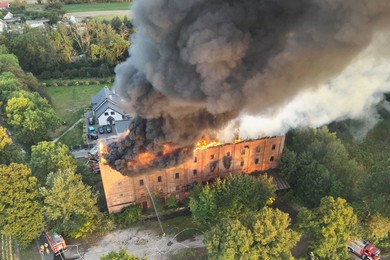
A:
<box><xmin>100</xmin><ymin>135</ymin><xmax>285</xmax><ymax>213</ymax></box>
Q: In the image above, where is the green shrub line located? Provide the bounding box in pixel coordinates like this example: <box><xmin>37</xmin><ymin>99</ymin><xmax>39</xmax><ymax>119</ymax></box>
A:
<box><xmin>42</xmin><ymin>77</ymin><xmax>114</xmax><ymax>87</ymax></box>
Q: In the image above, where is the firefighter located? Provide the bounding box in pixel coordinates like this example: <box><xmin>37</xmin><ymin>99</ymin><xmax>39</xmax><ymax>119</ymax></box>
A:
<box><xmin>44</xmin><ymin>242</ymin><xmax>50</xmax><ymax>254</ymax></box>
<box><xmin>40</xmin><ymin>245</ymin><xmax>44</xmax><ymax>255</ymax></box>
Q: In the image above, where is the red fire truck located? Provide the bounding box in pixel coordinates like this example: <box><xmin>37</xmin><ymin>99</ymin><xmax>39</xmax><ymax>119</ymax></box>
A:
<box><xmin>348</xmin><ymin>240</ymin><xmax>381</xmax><ymax>260</ymax></box>
<box><xmin>43</xmin><ymin>231</ymin><xmax>67</xmax><ymax>255</ymax></box>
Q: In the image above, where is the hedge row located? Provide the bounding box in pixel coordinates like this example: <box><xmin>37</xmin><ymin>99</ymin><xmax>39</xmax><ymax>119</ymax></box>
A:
<box><xmin>39</xmin><ymin>66</ymin><xmax>113</xmax><ymax>80</ymax></box>
<box><xmin>43</xmin><ymin>77</ymin><xmax>114</xmax><ymax>87</ymax></box>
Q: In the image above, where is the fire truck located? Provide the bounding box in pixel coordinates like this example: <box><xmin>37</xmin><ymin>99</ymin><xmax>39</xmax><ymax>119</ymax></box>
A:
<box><xmin>348</xmin><ymin>240</ymin><xmax>381</xmax><ymax>260</ymax></box>
<box><xmin>43</xmin><ymin>231</ymin><xmax>67</xmax><ymax>255</ymax></box>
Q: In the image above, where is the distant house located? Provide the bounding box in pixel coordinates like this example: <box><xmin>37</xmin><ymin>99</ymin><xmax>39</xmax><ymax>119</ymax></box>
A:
<box><xmin>0</xmin><ymin>2</ymin><xmax>9</xmax><ymax>9</ymax></box>
<box><xmin>91</xmin><ymin>86</ymin><xmax>130</xmax><ymax>127</ymax></box>
<box><xmin>0</xmin><ymin>19</ymin><xmax>7</xmax><ymax>32</ymax></box>
<box><xmin>3</xmin><ymin>11</ymin><xmax>12</xmax><ymax>19</ymax></box>
<box><xmin>25</xmin><ymin>19</ymin><xmax>49</xmax><ymax>28</ymax></box>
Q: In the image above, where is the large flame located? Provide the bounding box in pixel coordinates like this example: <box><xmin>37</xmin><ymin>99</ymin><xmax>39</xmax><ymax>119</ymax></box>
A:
<box><xmin>99</xmin><ymin>141</ymin><xmax>108</xmax><ymax>164</ymax></box>
<box><xmin>136</xmin><ymin>152</ymin><xmax>157</xmax><ymax>166</ymax></box>
<box><xmin>195</xmin><ymin>137</ymin><xmax>222</xmax><ymax>151</ymax></box>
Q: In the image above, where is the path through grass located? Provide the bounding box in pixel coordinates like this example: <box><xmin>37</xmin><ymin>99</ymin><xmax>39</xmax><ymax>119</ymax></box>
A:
<box><xmin>65</xmin><ymin>2</ymin><xmax>131</xmax><ymax>13</ymax></box>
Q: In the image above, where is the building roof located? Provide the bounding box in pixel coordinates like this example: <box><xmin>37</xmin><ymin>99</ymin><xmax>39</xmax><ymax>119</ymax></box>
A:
<box><xmin>0</xmin><ymin>2</ymin><xmax>8</xmax><ymax>8</ymax></box>
<box><xmin>91</xmin><ymin>87</ymin><xmax>127</xmax><ymax>118</ymax></box>
<box><xmin>115</xmin><ymin>119</ymin><xmax>131</xmax><ymax>135</ymax></box>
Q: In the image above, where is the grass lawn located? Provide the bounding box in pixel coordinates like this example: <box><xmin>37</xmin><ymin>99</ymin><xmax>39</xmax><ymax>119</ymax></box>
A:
<box><xmin>58</xmin><ymin>120</ymin><xmax>84</xmax><ymax>147</ymax></box>
<box><xmin>64</xmin><ymin>2</ymin><xmax>131</xmax><ymax>13</ymax></box>
<box><xmin>45</xmin><ymin>83</ymin><xmax>105</xmax><ymax>144</ymax></box>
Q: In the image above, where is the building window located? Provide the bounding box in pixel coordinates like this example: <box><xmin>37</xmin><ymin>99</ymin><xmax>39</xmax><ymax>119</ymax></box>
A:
<box><xmin>139</xmin><ymin>179</ymin><xmax>144</xmax><ymax>186</ymax></box>
<box><xmin>272</xmin><ymin>144</ymin><xmax>276</xmax><ymax>150</ymax></box>
<box><xmin>270</xmin><ymin>156</ymin><xmax>274</xmax><ymax>162</ymax></box>
<box><xmin>240</xmin><ymin>159</ymin><xmax>244</xmax><ymax>167</ymax></box>
<box><xmin>227</xmin><ymin>152</ymin><xmax>231</xmax><ymax>156</ymax></box>
<box><xmin>256</xmin><ymin>146</ymin><xmax>261</xmax><ymax>153</ymax></box>
<box><xmin>194</xmin><ymin>157</ymin><xmax>197</xmax><ymax>163</ymax></box>
<box><xmin>210</xmin><ymin>154</ymin><xmax>214</xmax><ymax>160</ymax></box>
<box><xmin>111</xmin><ymin>111</ymin><xmax>115</xmax><ymax>115</ymax></box>
<box><xmin>104</xmin><ymin>112</ymin><xmax>109</xmax><ymax>116</ymax></box>
<box><xmin>157</xmin><ymin>176</ymin><xmax>162</xmax><ymax>182</ymax></box>
<box><xmin>241</xmin><ymin>149</ymin><xmax>245</xmax><ymax>155</ymax></box>
<box><xmin>176</xmin><ymin>186</ymin><xmax>180</xmax><ymax>191</ymax></box>
<box><xmin>255</xmin><ymin>158</ymin><xmax>259</xmax><ymax>164</ymax></box>
<box><xmin>193</xmin><ymin>169</ymin><xmax>197</xmax><ymax>175</ymax></box>
<box><xmin>175</xmin><ymin>173</ymin><xmax>180</xmax><ymax>179</ymax></box>
<box><xmin>119</xmin><ymin>193</ymin><xmax>124</xmax><ymax>197</ymax></box>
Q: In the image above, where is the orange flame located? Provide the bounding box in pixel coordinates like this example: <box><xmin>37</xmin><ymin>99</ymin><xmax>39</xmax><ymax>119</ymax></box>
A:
<box><xmin>195</xmin><ymin>137</ymin><xmax>222</xmax><ymax>151</ymax></box>
<box><xmin>99</xmin><ymin>141</ymin><xmax>108</xmax><ymax>164</ymax></box>
<box><xmin>136</xmin><ymin>152</ymin><xmax>156</xmax><ymax>165</ymax></box>
<box><xmin>162</xmin><ymin>144</ymin><xmax>175</xmax><ymax>155</ymax></box>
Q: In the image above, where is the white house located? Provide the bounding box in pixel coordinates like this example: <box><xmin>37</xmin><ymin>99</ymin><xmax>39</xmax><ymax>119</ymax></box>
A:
<box><xmin>91</xmin><ymin>86</ymin><xmax>130</xmax><ymax>126</ymax></box>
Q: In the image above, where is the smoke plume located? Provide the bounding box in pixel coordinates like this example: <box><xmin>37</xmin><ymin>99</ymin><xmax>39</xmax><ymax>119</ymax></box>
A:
<box><xmin>108</xmin><ymin>0</ymin><xmax>390</xmax><ymax>174</ymax></box>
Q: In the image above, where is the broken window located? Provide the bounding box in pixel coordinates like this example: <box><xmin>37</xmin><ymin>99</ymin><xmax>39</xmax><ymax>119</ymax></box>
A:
<box><xmin>139</xmin><ymin>179</ymin><xmax>144</xmax><ymax>186</ymax></box>
<box><xmin>255</xmin><ymin>158</ymin><xmax>259</xmax><ymax>164</ymax></box>
<box><xmin>175</xmin><ymin>173</ymin><xmax>180</xmax><ymax>179</ymax></box>
<box><xmin>240</xmin><ymin>159</ymin><xmax>244</xmax><ymax>167</ymax></box>
<box><xmin>241</xmin><ymin>149</ymin><xmax>245</xmax><ymax>155</ymax></box>
<box><xmin>176</xmin><ymin>186</ymin><xmax>180</xmax><ymax>191</ymax></box>
<box><xmin>270</xmin><ymin>156</ymin><xmax>274</xmax><ymax>162</ymax></box>
<box><xmin>223</xmin><ymin>156</ymin><xmax>232</xmax><ymax>170</ymax></box>
<box><xmin>157</xmin><ymin>176</ymin><xmax>162</xmax><ymax>182</ymax></box>
<box><xmin>255</xmin><ymin>146</ymin><xmax>261</xmax><ymax>153</ymax></box>
<box><xmin>272</xmin><ymin>144</ymin><xmax>276</xmax><ymax>150</ymax></box>
<box><xmin>210</xmin><ymin>154</ymin><xmax>214</xmax><ymax>160</ymax></box>
<box><xmin>194</xmin><ymin>157</ymin><xmax>197</xmax><ymax>163</ymax></box>
<box><xmin>210</xmin><ymin>161</ymin><xmax>218</xmax><ymax>172</ymax></box>
<box><xmin>193</xmin><ymin>169</ymin><xmax>197</xmax><ymax>175</ymax></box>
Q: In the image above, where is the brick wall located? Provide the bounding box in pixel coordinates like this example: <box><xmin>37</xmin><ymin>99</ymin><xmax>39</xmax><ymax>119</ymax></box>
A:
<box><xmin>101</xmin><ymin>136</ymin><xmax>285</xmax><ymax>213</ymax></box>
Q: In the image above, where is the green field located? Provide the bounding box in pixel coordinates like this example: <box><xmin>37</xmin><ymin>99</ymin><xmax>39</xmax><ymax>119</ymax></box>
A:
<box><xmin>45</xmin><ymin>84</ymin><xmax>106</xmax><ymax>145</ymax></box>
<box><xmin>64</xmin><ymin>2</ymin><xmax>131</xmax><ymax>13</ymax></box>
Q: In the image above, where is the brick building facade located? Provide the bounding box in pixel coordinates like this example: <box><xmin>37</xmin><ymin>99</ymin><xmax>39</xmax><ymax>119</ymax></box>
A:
<box><xmin>100</xmin><ymin>136</ymin><xmax>285</xmax><ymax>213</ymax></box>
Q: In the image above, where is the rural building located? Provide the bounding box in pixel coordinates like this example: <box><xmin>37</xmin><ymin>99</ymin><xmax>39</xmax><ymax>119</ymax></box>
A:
<box><xmin>0</xmin><ymin>2</ymin><xmax>9</xmax><ymax>9</ymax></box>
<box><xmin>100</xmin><ymin>135</ymin><xmax>286</xmax><ymax>213</ymax></box>
<box><xmin>91</xmin><ymin>87</ymin><xmax>130</xmax><ymax>126</ymax></box>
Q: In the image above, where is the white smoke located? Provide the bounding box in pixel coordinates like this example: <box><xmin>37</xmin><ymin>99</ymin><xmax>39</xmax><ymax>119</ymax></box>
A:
<box><xmin>221</xmin><ymin>32</ymin><xmax>390</xmax><ymax>141</ymax></box>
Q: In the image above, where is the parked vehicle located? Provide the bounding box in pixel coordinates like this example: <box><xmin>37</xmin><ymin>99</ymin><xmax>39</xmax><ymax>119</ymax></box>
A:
<box><xmin>98</xmin><ymin>126</ymin><xmax>104</xmax><ymax>134</ymax></box>
<box><xmin>43</xmin><ymin>231</ymin><xmax>67</xmax><ymax>256</ymax></box>
<box><xmin>88</xmin><ymin>126</ymin><xmax>95</xmax><ymax>134</ymax></box>
<box><xmin>106</xmin><ymin>124</ymin><xmax>112</xmax><ymax>133</ymax></box>
<box><xmin>88</xmin><ymin>117</ymin><xmax>95</xmax><ymax>125</ymax></box>
<box><xmin>89</xmin><ymin>133</ymin><xmax>98</xmax><ymax>140</ymax></box>
<box><xmin>348</xmin><ymin>240</ymin><xmax>381</xmax><ymax>260</ymax></box>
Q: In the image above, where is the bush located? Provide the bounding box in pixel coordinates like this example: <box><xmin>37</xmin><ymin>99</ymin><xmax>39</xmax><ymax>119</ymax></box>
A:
<box><xmin>113</xmin><ymin>205</ymin><xmax>142</xmax><ymax>226</ymax></box>
<box><xmin>165</xmin><ymin>196</ymin><xmax>178</xmax><ymax>208</ymax></box>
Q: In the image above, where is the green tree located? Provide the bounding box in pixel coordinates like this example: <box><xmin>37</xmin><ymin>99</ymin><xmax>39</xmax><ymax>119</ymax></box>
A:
<box><xmin>205</xmin><ymin>207</ymin><xmax>299</xmax><ymax>260</ymax></box>
<box><xmin>10</xmin><ymin>28</ymin><xmax>62</xmax><ymax>74</ymax></box>
<box><xmin>280</xmin><ymin>127</ymin><xmax>361</xmax><ymax>207</ymax></box>
<box><xmin>298</xmin><ymin>196</ymin><xmax>358</xmax><ymax>259</ymax></box>
<box><xmin>6</xmin><ymin>91</ymin><xmax>60</xmax><ymax>149</ymax></box>
<box><xmin>362</xmin><ymin>213</ymin><xmax>390</xmax><ymax>246</ymax></box>
<box><xmin>41</xmin><ymin>169</ymin><xmax>99</xmax><ymax>238</ymax></box>
<box><xmin>189</xmin><ymin>174</ymin><xmax>276</xmax><ymax>226</ymax></box>
<box><xmin>0</xmin><ymin>126</ymin><xmax>24</xmax><ymax>165</ymax></box>
<box><xmin>100</xmin><ymin>249</ymin><xmax>145</xmax><ymax>260</ymax></box>
<box><xmin>0</xmin><ymin>163</ymin><xmax>43</xmax><ymax>247</ymax></box>
<box><xmin>51</xmin><ymin>24</ymin><xmax>75</xmax><ymax>64</ymax></box>
<box><xmin>29</xmin><ymin>141</ymin><xmax>76</xmax><ymax>184</ymax></box>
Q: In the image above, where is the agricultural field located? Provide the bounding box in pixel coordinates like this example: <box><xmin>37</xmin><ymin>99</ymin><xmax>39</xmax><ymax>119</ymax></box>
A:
<box><xmin>64</xmin><ymin>2</ymin><xmax>131</xmax><ymax>13</ymax></box>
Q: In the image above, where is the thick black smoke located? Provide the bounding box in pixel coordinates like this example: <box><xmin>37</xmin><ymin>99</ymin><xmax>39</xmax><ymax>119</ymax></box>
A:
<box><xmin>108</xmin><ymin>0</ymin><xmax>390</xmax><ymax>174</ymax></box>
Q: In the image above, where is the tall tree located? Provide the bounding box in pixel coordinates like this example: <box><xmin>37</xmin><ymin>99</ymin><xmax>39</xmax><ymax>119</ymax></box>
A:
<box><xmin>29</xmin><ymin>141</ymin><xmax>76</xmax><ymax>184</ymax></box>
<box><xmin>41</xmin><ymin>169</ymin><xmax>99</xmax><ymax>238</ymax></box>
<box><xmin>6</xmin><ymin>91</ymin><xmax>60</xmax><ymax>149</ymax></box>
<box><xmin>189</xmin><ymin>174</ymin><xmax>276</xmax><ymax>226</ymax></box>
<box><xmin>205</xmin><ymin>207</ymin><xmax>299</xmax><ymax>260</ymax></box>
<box><xmin>298</xmin><ymin>196</ymin><xmax>358</xmax><ymax>259</ymax></box>
<box><xmin>280</xmin><ymin>127</ymin><xmax>361</xmax><ymax>207</ymax></box>
<box><xmin>0</xmin><ymin>126</ymin><xmax>24</xmax><ymax>165</ymax></box>
<box><xmin>0</xmin><ymin>163</ymin><xmax>43</xmax><ymax>247</ymax></box>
